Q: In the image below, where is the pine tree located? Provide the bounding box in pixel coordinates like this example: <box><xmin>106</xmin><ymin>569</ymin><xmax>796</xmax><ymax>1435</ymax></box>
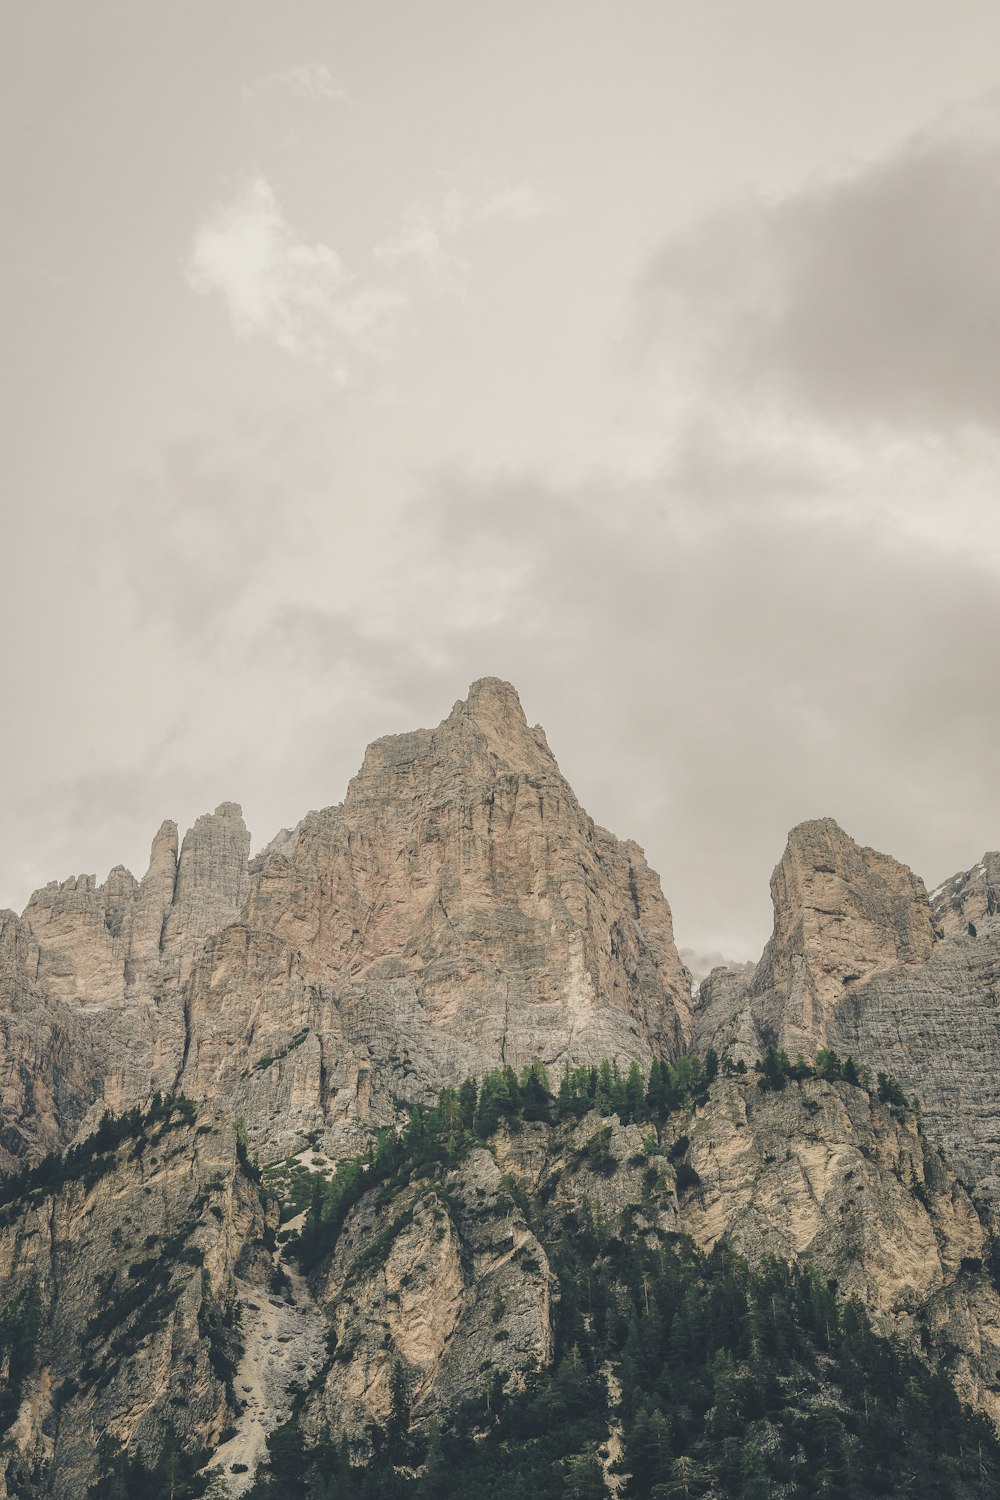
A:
<box><xmin>624</xmin><ymin>1062</ymin><xmax>647</xmax><ymax>1123</ymax></box>
<box><xmin>457</xmin><ymin>1077</ymin><xmax>478</xmax><ymax>1130</ymax></box>
<box><xmin>647</xmin><ymin>1058</ymin><xmax>668</xmax><ymax>1116</ymax></box>
<box><xmin>519</xmin><ymin>1061</ymin><xmax>552</xmax><ymax>1121</ymax></box>
<box><xmin>739</xmin><ymin>1442</ymin><xmax>769</xmax><ymax>1500</ymax></box>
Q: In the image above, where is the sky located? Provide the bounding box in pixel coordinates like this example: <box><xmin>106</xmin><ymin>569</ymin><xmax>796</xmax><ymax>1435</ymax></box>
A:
<box><xmin>3</xmin><ymin>2</ymin><xmax>1000</xmax><ymax>973</ymax></box>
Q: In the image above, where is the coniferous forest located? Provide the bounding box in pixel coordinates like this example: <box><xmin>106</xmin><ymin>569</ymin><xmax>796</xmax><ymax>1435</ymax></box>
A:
<box><xmin>219</xmin><ymin>1058</ymin><xmax>1000</xmax><ymax>1500</ymax></box>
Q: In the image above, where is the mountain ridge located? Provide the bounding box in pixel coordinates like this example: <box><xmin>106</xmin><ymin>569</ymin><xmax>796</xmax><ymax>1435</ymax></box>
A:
<box><xmin>1</xmin><ymin>677</ymin><xmax>999</xmax><ymax>1497</ymax></box>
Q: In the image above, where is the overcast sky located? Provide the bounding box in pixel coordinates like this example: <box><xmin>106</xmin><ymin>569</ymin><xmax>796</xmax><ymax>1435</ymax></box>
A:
<box><xmin>4</xmin><ymin>2</ymin><xmax>1000</xmax><ymax>971</ymax></box>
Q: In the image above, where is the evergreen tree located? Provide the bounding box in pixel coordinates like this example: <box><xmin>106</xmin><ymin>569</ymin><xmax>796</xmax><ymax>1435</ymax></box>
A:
<box><xmin>624</xmin><ymin>1062</ymin><xmax>647</xmax><ymax>1123</ymax></box>
<box><xmin>519</xmin><ymin>1061</ymin><xmax>552</xmax><ymax>1121</ymax></box>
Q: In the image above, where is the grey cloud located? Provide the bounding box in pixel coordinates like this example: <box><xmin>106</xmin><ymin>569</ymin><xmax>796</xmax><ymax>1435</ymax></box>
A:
<box><xmin>639</xmin><ymin>114</ymin><xmax>1000</xmax><ymax>431</ymax></box>
<box><xmin>9</xmin><ymin>768</ymin><xmax>176</xmax><ymax>911</ymax></box>
<box><xmin>360</xmin><ymin>464</ymin><xmax>1000</xmax><ymax>961</ymax></box>
<box><xmin>10</xmin><ymin>448</ymin><xmax>999</xmax><ymax>963</ymax></box>
<box><xmin>114</xmin><ymin>416</ymin><xmax>328</xmax><ymax>639</ymax></box>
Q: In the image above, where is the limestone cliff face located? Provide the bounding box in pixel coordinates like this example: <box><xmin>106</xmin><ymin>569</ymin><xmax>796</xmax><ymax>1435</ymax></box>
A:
<box><xmin>244</xmin><ymin>678</ymin><xmax>691</xmax><ymax>1077</ymax></box>
<box><xmin>0</xmin><ymin>910</ymin><xmax>107</xmax><ymax>1172</ymax></box>
<box><xmin>3</xmin><ymin>680</ymin><xmax>692</xmax><ymax>1168</ymax></box>
<box><xmin>748</xmin><ymin>818</ymin><xmax>937</xmax><ymax>1060</ymax></box>
<box><xmin>693</xmin><ymin>820</ymin><xmax>1000</xmax><ymax>1218</ymax></box>
<box><xmin>933</xmin><ymin>852</ymin><xmax>1000</xmax><ymax>941</ymax></box>
<box><xmin>16</xmin><ymin>805</ymin><xmax>250</xmax><ymax>1012</ymax></box>
<box><xmin>189</xmin><ymin>679</ymin><xmax>689</xmax><ymax>1155</ymax></box>
<box><xmin>163</xmin><ymin>805</ymin><xmax>251</xmax><ymax>985</ymax></box>
<box><xmin>0</xmin><ymin>1107</ymin><xmax>271</xmax><ymax>1499</ymax></box>
<box><xmin>291</xmin><ymin>1086</ymin><xmax>1000</xmax><ymax>1446</ymax></box>
<box><xmin>298</xmin><ymin>1109</ymin><xmax>681</xmax><ymax>1450</ymax></box>
<box><xmin>828</xmin><ymin>942</ymin><xmax>1000</xmax><ymax>1212</ymax></box>
<box><xmin>676</xmin><ymin>1073</ymin><xmax>1000</xmax><ymax>1425</ymax></box>
<box><xmin>303</xmin><ymin>1145</ymin><xmax>553</xmax><ymax>1443</ymax></box>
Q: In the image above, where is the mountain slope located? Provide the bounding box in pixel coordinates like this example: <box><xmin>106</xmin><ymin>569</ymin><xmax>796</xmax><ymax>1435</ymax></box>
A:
<box><xmin>1</xmin><ymin>681</ymin><xmax>999</xmax><ymax>1496</ymax></box>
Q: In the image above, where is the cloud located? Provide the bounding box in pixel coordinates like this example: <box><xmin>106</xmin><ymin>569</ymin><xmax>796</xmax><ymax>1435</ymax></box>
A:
<box><xmin>476</xmin><ymin>185</ymin><xmax>549</xmax><ymax>222</ymax></box>
<box><xmin>637</xmin><ymin>110</ymin><xmax>1000</xmax><ymax>431</ymax></box>
<box><xmin>373</xmin><ymin>205</ymin><xmax>467</xmax><ymax>288</ymax></box>
<box><xmin>303</xmin><ymin>455</ymin><xmax>998</xmax><ymax>961</ymax></box>
<box><xmin>373</xmin><ymin>182</ymin><xmax>549</xmax><ymax>286</ymax></box>
<box><xmin>186</xmin><ymin>177</ymin><xmax>403</xmax><ymax>360</ymax></box>
<box><xmin>187</xmin><ymin>174</ymin><xmax>546</xmax><ymax>356</ymax></box>
<box><xmin>244</xmin><ymin>63</ymin><xmax>349</xmax><ymax>105</ymax></box>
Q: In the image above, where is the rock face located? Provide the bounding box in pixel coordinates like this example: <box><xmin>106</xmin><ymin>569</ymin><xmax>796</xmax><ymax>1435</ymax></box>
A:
<box><xmin>303</xmin><ymin>1145</ymin><xmax>553</xmax><ymax>1443</ymax></box>
<box><xmin>289</xmin><ymin>1087</ymin><xmax>1000</xmax><ymax>1448</ymax></box>
<box><xmin>246</xmin><ymin>677</ymin><xmax>691</xmax><ymax>1067</ymax></box>
<box><xmin>0</xmin><ymin>1105</ymin><xmax>271</xmax><ymax>1499</ymax></box>
<box><xmin>748</xmin><ymin>818</ymin><xmax>937</xmax><ymax>1060</ymax></box>
<box><xmin>693</xmin><ymin>819</ymin><xmax>1000</xmax><ymax>1218</ymax></box>
<box><xmin>676</xmin><ymin>1073</ymin><xmax>1000</xmax><ymax>1425</ymax></box>
<box><xmin>0</xmin><ymin>910</ymin><xmax>108</xmax><ymax>1172</ymax></box>
<box><xmin>163</xmin><ymin>805</ymin><xmax>251</xmax><ymax>985</ymax></box>
<box><xmin>298</xmin><ymin>1108</ymin><xmax>676</xmax><ymax>1450</ymax></box>
<box><xmin>2</xmin><ymin>680</ymin><xmax>692</xmax><ymax>1168</ymax></box>
<box><xmin>933</xmin><ymin>852</ymin><xmax>1000</xmax><ymax>941</ymax></box>
<box><xmin>5</xmin><ymin>680</ymin><xmax>1000</xmax><ymax>1489</ymax></box>
<box><xmin>232</xmin><ymin>678</ymin><xmax>691</xmax><ymax>1152</ymax></box>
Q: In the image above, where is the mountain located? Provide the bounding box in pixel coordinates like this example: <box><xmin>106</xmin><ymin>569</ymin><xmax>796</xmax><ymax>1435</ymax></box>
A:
<box><xmin>693</xmin><ymin>817</ymin><xmax>1000</xmax><ymax>1215</ymax></box>
<box><xmin>0</xmin><ymin>680</ymin><xmax>691</xmax><ymax>1171</ymax></box>
<box><xmin>0</xmin><ymin>680</ymin><xmax>998</xmax><ymax>1498</ymax></box>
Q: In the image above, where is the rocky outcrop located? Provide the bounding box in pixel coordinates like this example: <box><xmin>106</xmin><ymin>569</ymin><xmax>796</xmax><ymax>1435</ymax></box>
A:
<box><xmin>245</xmin><ymin>678</ymin><xmax>691</xmax><ymax>1080</ymax></box>
<box><xmin>163</xmin><ymin>805</ymin><xmax>250</xmax><ymax>985</ymax></box>
<box><xmin>4</xmin><ymin>680</ymin><xmax>693</xmax><ymax>1168</ymax></box>
<box><xmin>747</xmin><ymin>818</ymin><xmax>937</xmax><ymax>1060</ymax></box>
<box><xmin>828</xmin><ymin>941</ymin><xmax>1000</xmax><ymax>1213</ymax></box>
<box><xmin>676</xmin><ymin>1073</ymin><xmax>1000</xmax><ymax>1424</ymax></box>
<box><xmin>174</xmin><ymin>679</ymin><xmax>691</xmax><ymax>1159</ymax></box>
<box><xmin>289</xmin><ymin>1083</ymin><xmax>1000</xmax><ymax>1442</ymax></box>
<box><xmin>933</xmin><ymin>853</ymin><xmax>1000</xmax><ymax>941</ymax></box>
<box><xmin>693</xmin><ymin>820</ymin><xmax>1000</xmax><ymax>1218</ymax></box>
<box><xmin>0</xmin><ymin>910</ymin><xmax>108</xmax><ymax>1172</ymax></box>
<box><xmin>0</xmin><ymin>1105</ymin><xmax>271</xmax><ymax>1499</ymax></box>
<box><xmin>302</xmin><ymin>1145</ymin><xmax>553</xmax><ymax>1443</ymax></box>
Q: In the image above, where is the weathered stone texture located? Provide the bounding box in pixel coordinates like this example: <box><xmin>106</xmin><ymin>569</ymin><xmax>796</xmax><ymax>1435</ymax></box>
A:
<box><xmin>693</xmin><ymin>819</ymin><xmax>1000</xmax><ymax>1219</ymax></box>
<box><xmin>0</xmin><ymin>1111</ymin><xmax>270</xmax><ymax>1499</ymax></box>
<box><xmin>303</xmin><ymin>1145</ymin><xmax>553</xmax><ymax>1442</ymax></box>
<box><xmin>5</xmin><ymin>681</ymin><xmax>692</xmax><ymax>1168</ymax></box>
<box><xmin>676</xmin><ymin>1074</ymin><xmax>1000</xmax><ymax>1425</ymax></box>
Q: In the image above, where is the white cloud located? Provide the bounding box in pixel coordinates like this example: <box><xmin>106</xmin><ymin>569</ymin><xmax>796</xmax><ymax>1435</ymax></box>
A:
<box><xmin>186</xmin><ymin>177</ymin><xmax>403</xmax><ymax>361</ymax></box>
<box><xmin>477</xmin><ymin>184</ymin><xmax>549</xmax><ymax>222</ymax></box>
<box><xmin>187</xmin><ymin>173</ymin><xmax>547</xmax><ymax>362</ymax></box>
<box><xmin>373</xmin><ymin>208</ymin><xmax>469</xmax><ymax>300</ymax></box>
<box><xmin>373</xmin><ymin>182</ymin><xmax>548</xmax><ymax>284</ymax></box>
<box><xmin>373</xmin><ymin>205</ymin><xmax>460</xmax><ymax>276</ymax></box>
<box><xmin>244</xmin><ymin>63</ymin><xmax>349</xmax><ymax>105</ymax></box>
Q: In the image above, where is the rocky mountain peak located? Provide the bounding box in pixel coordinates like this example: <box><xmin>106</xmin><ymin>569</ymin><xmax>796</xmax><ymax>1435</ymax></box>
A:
<box><xmin>455</xmin><ymin>673</ymin><xmax>526</xmax><ymax>721</ymax></box>
<box><xmin>932</xmin><ymin>851</ymin><xmax>1000</xmax><ymax>941</ymax></box>
<box><xmin>162</xmin><ymin>803</ymin><xmax>250</xmax><ymax>981</ymax></box>
<box><xmin>444</xmin><ymin>676</ymin><xmax>546</xmax><ymax>767</ymax></box>
<box><xmin>232</xmin><ymin>680</ymin><xmax>694</xmax><ymax>1129</ymax></box>
<box><xmin>348</xmin><ymin>678</ymin><xmax>553</xmax><ymax>802</ymax></box>
<box><xmin>693</xmin><ymin>817</ymin><xmax>946</xmax><ymax>1064</ymax></box>
<box><xmin>756</xmin><ymin>817</ymin><xmax>936</xmax><ymax>1020</ymax></box>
